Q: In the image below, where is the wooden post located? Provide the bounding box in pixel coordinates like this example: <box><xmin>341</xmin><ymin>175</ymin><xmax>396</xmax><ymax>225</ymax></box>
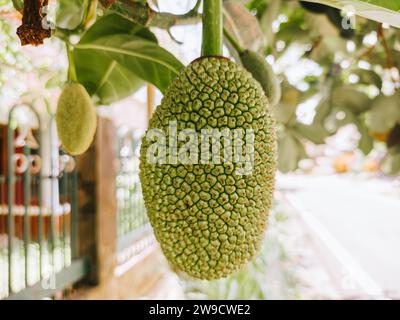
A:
<box><xmin>76</xmin><ymin>117</ymin><xmax>117</xmax><ymax>285</ymax></box>
<box><xmin>71</xmin><ymin>116</ymin><xmax>183</xmax><ymax>299</ymax></box>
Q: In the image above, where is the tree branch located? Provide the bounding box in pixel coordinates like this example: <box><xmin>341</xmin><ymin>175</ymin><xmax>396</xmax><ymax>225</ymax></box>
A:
<box><xmin>101</xmin><ymin>0</ymin><xmax>202</xmax><ymax>29</ymax></box>
<box><xmin>377</xmin><ymin>23</ymin><xmax>393</xmax><ymax>69</ymax></box>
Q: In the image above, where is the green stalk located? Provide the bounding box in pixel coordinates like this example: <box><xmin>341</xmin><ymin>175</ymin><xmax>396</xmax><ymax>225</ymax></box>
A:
<box><xmin>223</xmin><ymin>27</ymin><xmax>244</xmax><ymax>54</ymax></box>
<box><xmin>66</xmin><ymin>43</ymin><xmax>78</xmax><ymax>82</ymax></box>
<box><xmin>201</xmin><ymin>0</ymin><xmax>223</xmax><ymax>56</ymax></box>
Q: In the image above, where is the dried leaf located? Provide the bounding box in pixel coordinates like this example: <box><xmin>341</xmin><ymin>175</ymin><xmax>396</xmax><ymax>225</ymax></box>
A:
<box><xmin>223</xmin><ymin>1</ymin><xmax>265</xmax><ymax>54</ymax></box>
<box><xmin>16</xmin><ymin>0</ymin><xmax>51</xmax><ymax>46</ymax></box>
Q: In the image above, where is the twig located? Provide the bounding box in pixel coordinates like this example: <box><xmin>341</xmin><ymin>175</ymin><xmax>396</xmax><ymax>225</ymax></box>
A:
<box><xmin>377</xmin><ymin>23</ymin><xmax>393</xmax><ymax>69</ymax></box>
<box><xmin>167</xmin><ymin>29</ymin><xmax>183</xmax><ymax>45</ymax></box>
<box><xmin>223</xmin><ymin>27</ymin><xmax>244</xmax><ymax>54</ymax></box>
<box><xmin>102</xmin><ymin>0</ymin><xmax>202</xmax><ymax>29</ymax></box>
<box><xmin>357</xmin><ymin>43</ymin><xmax>376</xmax><ymax>60</ymax></box>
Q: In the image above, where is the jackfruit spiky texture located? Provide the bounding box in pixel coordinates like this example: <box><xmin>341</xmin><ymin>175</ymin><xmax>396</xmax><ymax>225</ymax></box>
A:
<box><xmin>239</xmin><ymin>50</ymin><xmax>281</xmax><ymax>107</ymax></box>
<box><xmin>56</xmin><ymin>83</ymin><xmax>97</xmax><ymax>155</ymax></box>
<box><xmin>140</xmin><ymin>57</ymin><xmax>276</xmax><ymax>280</ymax></box>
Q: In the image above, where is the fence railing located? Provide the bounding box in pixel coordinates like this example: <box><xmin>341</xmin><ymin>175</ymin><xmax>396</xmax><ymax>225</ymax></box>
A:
<box><xmin>115</xmin><ymin>128</ymin><xmax>152</xmax><ymax>252</ymax></box>
<box><xmin>0</xmin><ymin>103</ymin><xmax>88</xmax><ymax>300</ymax></box>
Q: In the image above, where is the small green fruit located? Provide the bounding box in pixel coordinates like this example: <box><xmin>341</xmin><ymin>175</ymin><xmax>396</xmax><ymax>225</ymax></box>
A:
<box><xmin>239</xmin><ymin>50</ymin><xmax>281</xmax><ymax>106</ymax></box>
<box><xmin>56</xmin><ymin>83</ymin><xmax>97</xmax><ymax>155</ymax></box>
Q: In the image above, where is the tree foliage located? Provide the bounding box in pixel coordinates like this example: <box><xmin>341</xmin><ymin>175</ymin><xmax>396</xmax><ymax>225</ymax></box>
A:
<box><xmin>3</xmin><ymin>0</ymin><xmax>400</xmax><ymax>174</ymax></box>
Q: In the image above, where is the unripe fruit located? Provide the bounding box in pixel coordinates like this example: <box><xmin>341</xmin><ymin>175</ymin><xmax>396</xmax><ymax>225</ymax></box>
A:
<box><xmin>140</xmin><ymin>57</ymin><xmax>276</xmax><ymax>280</ymax></box>
<box><xmin>56</xmin><ymin>83</ymin><xmax>97</xmax><ymax>155</ymax></box>
<box><xmin>239</xmin><ymin>50</ymin><xmax>281</xmax><ymax>106</ymax></box>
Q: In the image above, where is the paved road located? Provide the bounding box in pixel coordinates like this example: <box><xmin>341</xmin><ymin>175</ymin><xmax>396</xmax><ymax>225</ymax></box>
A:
<box><xmin>278</xmin><ymin>173</ymin><xmax>400</xmax><ymax>297</ymax></box>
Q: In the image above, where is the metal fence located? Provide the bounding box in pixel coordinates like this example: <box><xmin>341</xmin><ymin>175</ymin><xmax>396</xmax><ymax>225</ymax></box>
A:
<box><xmin>115</xmin><ymin>128</ymin><xmax>152</xmax><ymax>252</ymax></box>
<box><xmin>0</xmin><ymin>103</ymin><xmax>87</xmax><ymax>300</ymax></box>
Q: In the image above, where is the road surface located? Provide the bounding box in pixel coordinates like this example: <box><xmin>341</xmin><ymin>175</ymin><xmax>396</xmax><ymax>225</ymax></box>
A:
<box><xmin>278</xmin><ymin>173</ymin><xmax>400</xmax><ymax>298</ymax></box>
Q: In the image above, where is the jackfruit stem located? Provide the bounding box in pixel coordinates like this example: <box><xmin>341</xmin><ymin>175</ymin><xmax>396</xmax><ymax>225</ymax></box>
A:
<box><xmin>223</xmin><ymin>27</ymin><xmax>244</xmax><ymax>54</ymax></box>
<box><xmin>201</xmin><ymin>0</ymin><xmax>222</xmax><ymax>56</ymax></box>
<box><xmin>66</xmin><ymin>43</ymin><xmax>78</xmax><ymax>82</ymax></box>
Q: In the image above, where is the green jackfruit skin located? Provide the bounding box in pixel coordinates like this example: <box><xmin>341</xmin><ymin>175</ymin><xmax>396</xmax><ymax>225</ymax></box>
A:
<box><xmin>140</xmin><ymin>57</ymin><xmax>276</xmax><ymax>280</ymax></box>
<box><xmin>56</xmin><ymin>83</ymin><xmax>97</xmax><ymax>156</ymax></box>
<box><xmin>239</xmin><ymin>50</ymin><xmax>281</xmax><ymax>107</ymax></box>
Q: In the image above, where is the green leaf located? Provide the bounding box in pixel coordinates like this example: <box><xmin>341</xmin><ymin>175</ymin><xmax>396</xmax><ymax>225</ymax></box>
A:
<box><xmin>273</xmin><ymin>83</ymin><xmax>300</xmax><ymax>125</ymax></box>
<box><xmin>304</xmin><ymin>0</ymin><xmax>400</xmax><ymax>28</ymax></box>
<box><xmin>365</xmin><ymin>94</ymin><xmax>400</xmax><ymax>133</ymax></box>
<box><xmin>272</xmin><ymin>103</ymin><xmax>297</xmax><ymax>125</ymax></box>
<box><xmin>331</xmin><ymin>85</ymin><xmax>371</xmax><ymax>114</ymax></box>
<box><xmin>278</xmin><ymin>130</ymin><xmax>306</xmax><ymax>173</ymax></box>
<box><xmin>324</xmin><ymin>107</ymin><xmax>356</xmax><ymax>134</ymax></box>
<box><xmin>12</xmin><ymin>0</ymin><xmax>23</xmax><ymax>12</ymax></box>
<box><xmin>293</xmin><ymin>122</ymin><xmax>329</xmax><ymax>144</ymax></box>
<box><xmin>73</xmin><ymin>14</ymin><xmax>151</xmax><ymax>104</ymax></box>
<box><xmin>72</xmin><ymin>14</ymin><xmax>181</xmax><ymax>105</ymax></box>
<box><xmin>56</xmin><ymin>0</ymin><xmax>88</xmax><ymax>30</ymax></box>
<box><xmin>259</xmin><ymin>0</ymin><xmax>282</xmax><ymax>46</ymax></box>
<box><xmin>352</xmin><ymin>69</ymin><xmax>382</xmax><ymax>89</ymax></box>
<box><xmin>75</xmin><ymin>34</ymin><xmax>184</xmax><ymax>94</ymax></box>
<box><xmin>356</xmin><ymin>119</ymin><xmax>373</xmax><ymax>155</ymax></box>
<box><xmin>79</xmin><ymin>13</ymin><xmax>157</xmax><ymax>44</ymax></box>
<box><xmin>74</xmin><ymin>51</ymin><xmax>144</xmax><ymax>105</ymax></box>
<box><xmin>313</xmin><ymin>100</ymin><xmax>332</xmax><ymax>124</ymax></box>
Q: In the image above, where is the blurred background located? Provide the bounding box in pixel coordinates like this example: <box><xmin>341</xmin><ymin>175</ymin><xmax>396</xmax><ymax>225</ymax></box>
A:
<box><xmin>1</xmin><ymin>0</ymin><xmax>400</xmax><ymax>299</ymax></box>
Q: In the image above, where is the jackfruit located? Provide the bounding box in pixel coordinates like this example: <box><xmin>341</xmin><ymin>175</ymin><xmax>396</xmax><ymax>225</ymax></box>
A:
<box><xmin>239</xmin><ymin>50</ymin><xmax>281</xmax><ymax>107</ymax></box>
<box><xmin>140</xmin><ymin>57</ymin><xmax>276</xmax><ymax>280</ymax></box>
<box><xmin>56</xmin><ymin>82</ymin><xmax>97</xmax><ymax>155</ymax></box>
